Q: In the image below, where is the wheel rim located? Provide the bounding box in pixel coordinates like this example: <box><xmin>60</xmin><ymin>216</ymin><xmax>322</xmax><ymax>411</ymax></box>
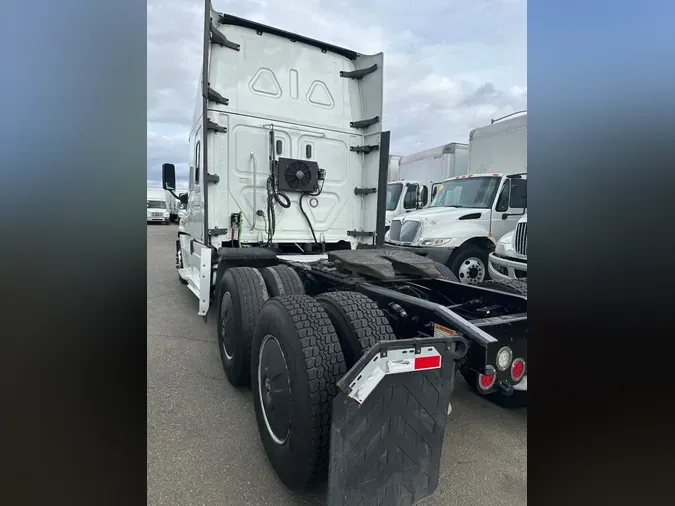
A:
<box><xmin>258</xmin><ymin>334</ymin><xmax>291</xmax><ymax>445</ymax></box>
<box><xmin>458</xmin><ymin>257</ymin><xmax>486</xmax><ymax>285</ymax></box>
<box><xmin>219</xmin><ymin>292</ymin><xmax>235</xmax><ymax>360</ymax></box>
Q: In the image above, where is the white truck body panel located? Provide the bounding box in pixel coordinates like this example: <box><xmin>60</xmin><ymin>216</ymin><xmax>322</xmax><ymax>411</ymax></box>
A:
<box><xmin>181</xmin><ymin>10</ymin><xmax>383</xmax><ymax>250</ymax></box>
<box><xmin>468</xmin><ymin>112</ymin><xmax>527</xmax><ymax>175</ymax></box>
<box><xmin>398</xmin><ymin>143</ymin><xmax>469</xmax><ymax>183</ymax></box>
<box><xmin>388</xmin><ymin>155</ymin><xmax>402</xmax><ymax>181</ymax></box>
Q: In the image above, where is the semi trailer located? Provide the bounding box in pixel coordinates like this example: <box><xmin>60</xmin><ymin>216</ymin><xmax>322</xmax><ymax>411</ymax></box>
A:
<box><xmin>161</xmin><ymin>2</ymin><xmax>527</xmax><ymax>504</ymax></box>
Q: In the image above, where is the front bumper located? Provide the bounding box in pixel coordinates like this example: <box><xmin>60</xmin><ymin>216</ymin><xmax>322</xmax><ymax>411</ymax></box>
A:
<box><xmin>488</xmin><ymin>252</ymin><xmax>527</xmax><ymax>281</ymax></box>
<box><xmin>147</xmin><ymin>217</ymin><xmax>169</xmax><ymax>223</ymax></box>
<box><xmin>383</xmin><ymin>243</ymin><xmax>454</xmax><ymax>264</ymax></box>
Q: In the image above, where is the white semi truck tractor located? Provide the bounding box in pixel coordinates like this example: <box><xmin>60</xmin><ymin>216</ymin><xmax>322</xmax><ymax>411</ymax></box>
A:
<box><xmin>161</xmin><ymin>3</ymin><xmax>528</xmax><ymax>503</ymax></box>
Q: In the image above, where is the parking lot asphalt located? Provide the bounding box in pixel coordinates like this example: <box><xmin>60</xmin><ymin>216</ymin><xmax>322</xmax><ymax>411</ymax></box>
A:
<box><xmin>147</xmin><ymin>224</ymin><xmax>527</xmax><ymax>506</ymax></box>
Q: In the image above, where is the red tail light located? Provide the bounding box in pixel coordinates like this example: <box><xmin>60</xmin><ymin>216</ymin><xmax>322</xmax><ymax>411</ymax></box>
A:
<box><xmin>478</xmin><ymin>373</ymin><xmax>496</xmax><ymax>390</ymax></box>
<box><xmin>511</xmin><ymin>358</ymin><xmax>526</xmax><ymax>381</ymax></box>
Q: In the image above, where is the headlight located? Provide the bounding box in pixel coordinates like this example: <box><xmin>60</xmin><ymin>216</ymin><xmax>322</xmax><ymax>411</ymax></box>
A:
<box><xmin>419</xmin><ymin>238</ymin><xmax>451</xmax><ymax>247</ymax></box>
<box><xmin>146</xmin><ymin>211</ymin><xmax>151</xmax><ymax>217</ymax></box>
<box><xmin>496</xmin><ymin>347</ymin><xmax>513</xmax><ymax>371</ymax></box>
<box><xmin>163</xmin><ymin>211</ymin><xmax>170</xmax><ymax>217</ymax></box>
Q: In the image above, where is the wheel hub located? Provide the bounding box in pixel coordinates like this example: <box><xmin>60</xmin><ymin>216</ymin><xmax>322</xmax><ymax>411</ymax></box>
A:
<box><xmin>258</xmin><ymin>334</ymin><xmax>291</xmax><ymax>445</ymax></box>
<box><xmin>458</xmin><ymin>257</ymin><xmax>485</xmax><ymax>285</ymax></box>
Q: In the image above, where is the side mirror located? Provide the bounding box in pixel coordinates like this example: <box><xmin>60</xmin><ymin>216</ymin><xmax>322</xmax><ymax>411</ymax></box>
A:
<box><xmin>162</xmin><ymin>163</ymin><xmax>176</xmax><ymax>190</ymax></box>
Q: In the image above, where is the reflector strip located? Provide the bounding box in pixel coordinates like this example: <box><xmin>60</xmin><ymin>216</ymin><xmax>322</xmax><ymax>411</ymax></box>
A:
<box><xmin>414</xmin><ymin>355</ymin><xmax>441</xmax><ymax>370</ymax></box>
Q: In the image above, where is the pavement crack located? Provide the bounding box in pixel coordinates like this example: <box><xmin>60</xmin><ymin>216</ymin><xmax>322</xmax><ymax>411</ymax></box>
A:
<box><xmin>197</xmin><ymin>370</ymin><xmax>225</xmax><ymax>382</ymax></box>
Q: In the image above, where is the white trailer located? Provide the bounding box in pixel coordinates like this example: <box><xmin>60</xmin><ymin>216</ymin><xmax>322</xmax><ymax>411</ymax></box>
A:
<box><xmin>385</xmin><ymin>142</ymin><xmax>468</xmax><ymax>229</ymax></box>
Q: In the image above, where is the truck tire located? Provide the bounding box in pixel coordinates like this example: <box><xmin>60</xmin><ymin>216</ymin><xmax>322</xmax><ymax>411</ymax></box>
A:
<box><xmin>478</xmin><ymin>279</ymin><xmax>527</xmax><ymax>297</ymax></box>
<box><xmin>259</xmin><ymin>265</ymin><xmax>305</xmax><ymax>297</ymax></box>
<box><xmin>217</xmin><ymin>267</ymin><xmax>269</xmax><ymax>387</ymax></box>
<box><xmin>460</xmin><ymin>370</ymin><xmax>527</xmax><ymax>408</ymax></box>
<box><xmin>251</xmin><ymin>295</ymin><xmax>346</xmax><ymax>490</ymax></box>
<box><xmin>433</xmin><ymin>261</ymin><xmax>459</xmax><ymax>282</ymax></box>
<box><xmin>316</xmin><ymin>291</ymin><xmax>396</xmax><ymax>369</ymax></box>
<box><xmin>448</xmin><ymin>245</ymin><xmax>489</xmax><ymax>285</ymax></box>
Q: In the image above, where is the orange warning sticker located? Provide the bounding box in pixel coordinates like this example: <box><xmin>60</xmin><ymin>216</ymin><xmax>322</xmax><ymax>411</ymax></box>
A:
<box><xmin>433</xmin><ymin>323</ymin><xmax>457</xmax><ymax>338</ymax></box>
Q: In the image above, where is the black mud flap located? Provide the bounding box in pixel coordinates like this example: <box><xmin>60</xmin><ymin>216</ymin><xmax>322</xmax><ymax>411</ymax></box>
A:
<box><xmin>327</xmin><ymin>336</ymin><xmax>468</xmax><ymax>506</ymax></box>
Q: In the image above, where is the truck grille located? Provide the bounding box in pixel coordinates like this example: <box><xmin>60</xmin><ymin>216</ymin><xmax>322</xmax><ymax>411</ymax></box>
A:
<box><xmin>389</xmin><ymin>220</ymin><xmax>402</xmax><ymax>241</ymax></box>
<box><xmin>514</xmin><ymin>221</ymin><xmax>527</xmax><ymax>256</ymax></box>
<box><xmin>152</xmin><ymin>211</ymin><xmax>164</xmax><ymax>217</ymax></box>
<box><xmin>400</xmin><ymin>221</ymin><xmax>421</xmax><ymax>243</ymax></box>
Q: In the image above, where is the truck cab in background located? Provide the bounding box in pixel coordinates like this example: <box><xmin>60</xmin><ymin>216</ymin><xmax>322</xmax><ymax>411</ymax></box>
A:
<box><xmin>385</xmin><ymin>112</ymin><xmax>527</xmax><ymax>284</ymax></box>
<box><xmin>385</xmin><ymin>172</ymin><xmax>527</xmax><ymax>284</ymax></box>
<box><xmin>384</xmin><ymin>142</ymin><xmax>469</xmax><ymax>229</ymax></box>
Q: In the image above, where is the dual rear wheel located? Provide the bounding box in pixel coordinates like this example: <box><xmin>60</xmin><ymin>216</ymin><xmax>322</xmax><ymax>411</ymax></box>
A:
<box><xmin>216</xmin><ymin>265</ymin><xmax>395</xmax><ymax>489</ymax></box>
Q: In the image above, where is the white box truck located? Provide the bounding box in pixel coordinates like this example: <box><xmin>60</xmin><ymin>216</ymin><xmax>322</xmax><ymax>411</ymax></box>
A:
<box><xmin>146</xmin><ymin>187</ymin><xmax>171</xmax><ymax>224</ymax></box>
<box><xmin>385</xmin><ymin>142</ymin><xmax>469</xmax><ymax>229</ymax></box>
<box><xmin>160</xmin><ymin>2</ymin><xmax>528</xmax><ymax>502</ymax></box>
<box><xmin>385</xmin><ymin>112</ymin><xmax>527</xmax><ymax>285</ymax></box>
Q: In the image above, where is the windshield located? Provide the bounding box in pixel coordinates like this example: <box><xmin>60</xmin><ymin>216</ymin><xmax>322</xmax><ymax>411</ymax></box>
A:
<box><xmin>386</xmin><ymin>183</ymin><xmax>403</xmax><ymax>211</ymax></box>
<box><xmin>430</xmin><ymin>177</ymin><xmax>501</xmax><ymax>209</ymax></box>
<box><xmin>147</xmin><ymin>200</ymin><xmax>166</xmax><ymax>209</ymax></box>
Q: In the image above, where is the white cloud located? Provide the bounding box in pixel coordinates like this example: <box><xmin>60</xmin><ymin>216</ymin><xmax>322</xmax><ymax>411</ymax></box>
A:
<box><xmin>147</xmin><ymin>0</ymin><xmax>526</xmax><ymax>184</ymax></box>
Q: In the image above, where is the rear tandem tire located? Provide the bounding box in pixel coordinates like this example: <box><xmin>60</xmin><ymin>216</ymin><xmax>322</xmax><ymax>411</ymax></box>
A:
<box><xmin>259</xmin><ymin>265</ymin><xmax>305</xmax><ymax>297</ymax></box>
<box><xmin>217</xmin><ymin>267</ymin><xmax>269</xmax><ymax>387</ymax></box>
<box><xmin>316</xmin><ymin>291</ymin><xmax>396</xmax><ymax>369</ymax></box>
<box><xmin>251</xmin><ymin>295</ymin><xmax>346</xmax><ymax>490</ymax></box>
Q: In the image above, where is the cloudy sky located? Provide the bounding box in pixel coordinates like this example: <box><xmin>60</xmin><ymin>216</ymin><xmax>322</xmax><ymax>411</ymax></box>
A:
<box><xmin>147</xmin><ymin>0</ymin><xmax>526</xmax><ymax>188</ymax></box>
